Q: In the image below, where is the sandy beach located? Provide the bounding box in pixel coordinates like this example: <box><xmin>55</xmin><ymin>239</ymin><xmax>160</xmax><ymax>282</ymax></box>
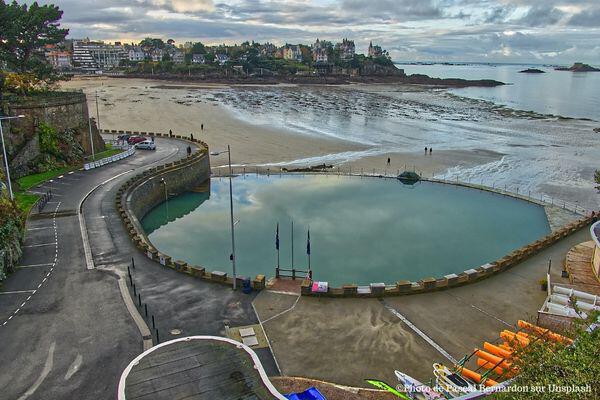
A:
<box><xmin>61</xmin><ymin>76</ymin><xmax>501</xmax><ymax>178</ymax></box>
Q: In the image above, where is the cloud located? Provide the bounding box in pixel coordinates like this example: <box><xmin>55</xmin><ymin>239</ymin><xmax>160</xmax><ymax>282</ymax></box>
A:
<box><xmin>33</xmin><ymin>0</ymin><xmax>600</xmax><ymax>64</ymax></box>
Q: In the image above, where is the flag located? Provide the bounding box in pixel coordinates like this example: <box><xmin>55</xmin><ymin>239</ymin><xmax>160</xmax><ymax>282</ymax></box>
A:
<box><xmin>275</xmin><ymin>223</ymin><xmax>279</xmax><ymax>250</ymax></box>
<box><xmin>306</xmin><ymin>229</ymin><xmax>311</xmax><ymax>255</ymax></box>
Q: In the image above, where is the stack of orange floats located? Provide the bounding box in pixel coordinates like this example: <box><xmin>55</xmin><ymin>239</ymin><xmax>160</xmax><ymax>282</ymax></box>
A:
<box><xmin>456</xmin><ymin>320</ymin><xmax>572</xmax><ymax>387</ymax></box>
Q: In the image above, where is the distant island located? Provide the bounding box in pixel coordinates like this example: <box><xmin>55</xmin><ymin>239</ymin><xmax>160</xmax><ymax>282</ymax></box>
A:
<box><xmin>555</xmin><ymin>63</ymin><xmax>600</xmax><ymax>72</ymax></box>
<box><xmin>519</xmin><ymin>68</ymin><xmax>545</xmax><ymax>74</ymax></box>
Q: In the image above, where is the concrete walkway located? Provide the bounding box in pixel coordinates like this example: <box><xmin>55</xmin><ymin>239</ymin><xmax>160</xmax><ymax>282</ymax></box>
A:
<box><xmin>254</xmin><ymin>226</ymin><xmax>592</xmax><ymax>388</ymax></box>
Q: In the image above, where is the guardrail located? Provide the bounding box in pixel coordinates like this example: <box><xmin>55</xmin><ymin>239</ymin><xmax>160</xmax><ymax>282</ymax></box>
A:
<box><xmin>84</xmin><ymin>147</ymin><xmax>135</xmax><ymax>170</ymax></box>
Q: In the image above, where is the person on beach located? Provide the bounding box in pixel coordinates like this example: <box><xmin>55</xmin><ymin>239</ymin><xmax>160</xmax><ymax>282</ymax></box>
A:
<box><xmin>201</xmin><ymin>124</ymin><xmax>204</xmax><ymax>131</ymax></box>
<box><xmin>425</xmin><ymin>147</ymin><xmax>428</xmax><ymax>154</ymax></box>
<box><xmin>429</xmin><ymin>147</ymin><xmax>432</xmax><ymax>155</ymax></box>
<box><xmin>190</xmin><ymin>133</ymin><xmax>194</xmax><ymax>140</ymax></box>
<box><xmin>169</xmin><ymin>129</ymin><xmax>173</xmax><ymax>137</ymax></box>
<box><xmin>187</xmin><ymin>146</ymin><xmax>192</xmax><ymax>156</ymax></box>
<box><xmin>387</xmin><ymin>157</ymin><xmax>391</xmax><ymax>166</ymax></box>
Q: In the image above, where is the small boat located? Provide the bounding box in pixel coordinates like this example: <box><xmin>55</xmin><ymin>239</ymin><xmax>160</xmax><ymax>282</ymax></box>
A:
<box><xmin>395</xmin><ymin>370</ymin><xmax>445</xmax><ymax>400</ymax></box>
<box><xmin>433</xmin><ymin>363</ymin><xmax>477</xmax><ymax>398</ymax></box>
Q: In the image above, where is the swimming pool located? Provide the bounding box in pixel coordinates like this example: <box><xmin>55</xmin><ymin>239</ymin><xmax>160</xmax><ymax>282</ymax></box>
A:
<box><xmin>141</xmin><ymin>174</ymin><xmax>550</xmax><ymax>286</ymax></box>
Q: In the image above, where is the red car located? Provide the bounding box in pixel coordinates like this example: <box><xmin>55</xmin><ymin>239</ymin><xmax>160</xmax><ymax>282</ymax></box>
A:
<box><xmin>127</xmin><ymin>135</ymin><xmax>146</xmax><ymax>145</ymax></box>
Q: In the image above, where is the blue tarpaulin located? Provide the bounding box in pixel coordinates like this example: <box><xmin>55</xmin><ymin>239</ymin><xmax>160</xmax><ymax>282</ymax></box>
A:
<box><xmin>285</xmin><ymin>386</ymin><xmax>327</xmax><ymax>400</ymax></box>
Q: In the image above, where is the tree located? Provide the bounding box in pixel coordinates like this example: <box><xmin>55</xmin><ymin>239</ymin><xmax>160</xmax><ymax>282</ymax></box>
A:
<box><xmin>191</xmin><ymin>42</ymin><xmax>206</xmax><ymax>54</ymax></box>
<box><xmin>139</xmin><ymin>38</ymin><xmax>165</xmax><ymax>52</ymax></box>
<box><xmin>0</xmin><ymin>1</ymin><xmax>68</xmax><ymax>83</ymax></box>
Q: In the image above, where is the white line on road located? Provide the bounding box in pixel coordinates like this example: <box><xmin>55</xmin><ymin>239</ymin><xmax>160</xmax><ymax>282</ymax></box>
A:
<box><xmin>381</xmin><ymin>300</ymin><xmax>458</xmax><ymax>364</ymax></box>
<box><xmin>26</xmin><ymin>226</ymin><xmax>52</xmax><ymax>231</ymax></box>
<box><xmin>0</xmin><ymin>290</ymin><xmax>36</xmax><ymax>295</ymax></box>
<box><xmin>17</xmin><ymin>263</ymin><xmax>53</xmax><ymax>268</ymax></box>
<box><xmin>17</xmin><ymin>342</ymin><xmax>56</xmax><ymax>400</ymax></box>
<box><xmin>64</xmin><ymin>354</ymin><xmax>83</xmax><ymax>381</ymax></box>
<box><xmin>23</xmin><ymin>242</ymin><xmax>56</xmax><ymax>248</ymax></box>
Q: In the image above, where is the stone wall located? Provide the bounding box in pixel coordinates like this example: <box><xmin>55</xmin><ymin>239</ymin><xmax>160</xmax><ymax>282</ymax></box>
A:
<box><xmin>116</xmin><ymin>132</ymin><xmax>266</xmax><ymax>291</ymax></box>
<box><xmin>301</xmin><ymin>212</ymin><xmax>600</xmax><ymax>298</ymax></box>
<box><xmin>1</xmin><ymin>91</ymin><xmax>105</xmax><ymax>178</ymax></box>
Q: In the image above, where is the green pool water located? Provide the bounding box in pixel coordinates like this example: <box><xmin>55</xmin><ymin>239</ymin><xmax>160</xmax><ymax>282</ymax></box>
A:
<box><xmin>142</xmin><ymin>174</ymin><xmax>550</xmax><ymax>286</ymax></box>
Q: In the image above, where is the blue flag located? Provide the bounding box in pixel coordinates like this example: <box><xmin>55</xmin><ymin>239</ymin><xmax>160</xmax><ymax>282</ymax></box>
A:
<box><xmin>307</xmin><ymin>229</ymin><xmax>311</xmax><ymax>255</ymax></box>
<box><xmin>275</xmin><ymin>223</ymin><xmax>279</xmax><ymax>250</ymax></box>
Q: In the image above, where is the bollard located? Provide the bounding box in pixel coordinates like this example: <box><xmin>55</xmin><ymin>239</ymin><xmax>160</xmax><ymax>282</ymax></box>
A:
<box><xmin>133</xmin><ymin>283</ymin><xmax>136</xmax><ymax>296</ymax></box>
<box><xmin>156</xmin><ymin>329</ymin><xmax>160</xmax><ymax>344</ymax></box>
<box><xmin>138</xmin><ymin>293</ymin><xmax>141</xmax><ymax>307</ymax></box>
<box><xmin>152</xmin><ymin>314</ymin><xmax>155</xmax><ymax>329</ymax></box>
<box><xmin>132</xmin><ymin>257</ymin><xmax>135</xmax><ymax>270</ymax></box>
<box><xmin>144</xmin><ymin>303</ymin><xmax>148</xmax><ymax>317</ymax></box>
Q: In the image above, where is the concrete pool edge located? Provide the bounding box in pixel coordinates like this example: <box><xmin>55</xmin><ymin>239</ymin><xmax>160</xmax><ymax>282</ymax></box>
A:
<box><xmin>114</xmin><ymin>131</ymin><xmax>267</xmax><ymax>291</ymax></box>
<box><xmin>116</xmin><ymin>143</ymin><xmax>598</xmax><ymax>297</ymax></box>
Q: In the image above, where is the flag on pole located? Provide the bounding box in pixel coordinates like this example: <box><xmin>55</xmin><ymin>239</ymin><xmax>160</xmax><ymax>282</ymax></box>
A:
<box><xmin>275</xmin><ymin>223</ymin><xmax>279</xmax><ymax>250</ymax></box>
<box><xmin>306</xmin><ymin>229</ymin><xmax>311</xmax><ymax>255</ymax></box>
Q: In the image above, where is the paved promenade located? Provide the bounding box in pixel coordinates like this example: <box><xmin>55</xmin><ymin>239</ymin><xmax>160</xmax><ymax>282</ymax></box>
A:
<box><xmin>0</xmin><ymin>137</ymin><xmax>275</xmax><ymax>399</ymax></box>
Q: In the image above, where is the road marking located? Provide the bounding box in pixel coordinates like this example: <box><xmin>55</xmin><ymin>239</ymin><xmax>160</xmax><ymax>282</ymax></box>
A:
<box><xmin>64</xmin><ymin>354</ymin><xmax>83</xmax><ymax>381</ymax></box>
<box><xmin>23</xmin><ymin>242</ymin><xmax>56</xmax><ymax>248</ymax></box>
<box><xmin>116</xmin><ymin>271</ymin><xmax>153</xmax><ymax>351</ymax></box>
<box><xmin>445</xmin><ymin>292</ymin><xmax>513</xmax><ymax>327</ymax></box>
<box><xmin>26</xmin><ymin>226</ymin><xmax>52</xmax><ymax>231</ymax></box>
<box><xmin>261</xmin><ymin>294</ymin><xmax>301</xmax><ymax>324</ymax></box>
<box><xmin>381</xmin><ymin>300</ymin><xmax>457</xmax><ymax>364</ymax></box>
<box><xmin>0</xmin><ymin>290</ymin><xmax>36</xmax><ymax>295</ymax></box>
<box><xmin>17</xmin><ymin>263</ymin><xmax>53</xmax><ymax>268</ymax></box>
<box><xmin>58</xmin><ymin>175</ymin><xmax>64</xmax><ymax>179</ymax></box>
<box><xmin>17</xmin><ymin>342</ymin><xmax>56</xmax><ymax>400</ymax></box>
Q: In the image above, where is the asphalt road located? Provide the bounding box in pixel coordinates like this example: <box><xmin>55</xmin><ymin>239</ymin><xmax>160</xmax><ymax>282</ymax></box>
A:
<box><xmin>0</xmin><ymin>138</ymin><xmax>264</xmax><ymax>399</ymax></box>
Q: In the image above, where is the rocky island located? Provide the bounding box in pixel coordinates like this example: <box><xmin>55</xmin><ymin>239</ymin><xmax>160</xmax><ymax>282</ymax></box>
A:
<box><xmin>519</xmin><ymin>68</ymin><xmax>545</xmax><ymax>73</ymax></box>
<box><xmin>555</xmin><ymin>62</ymin><xmax>600</xmax><ymax>72</ymax></box>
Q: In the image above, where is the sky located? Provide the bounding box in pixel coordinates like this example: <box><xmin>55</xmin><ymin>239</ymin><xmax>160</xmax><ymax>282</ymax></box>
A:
<box><xmin>33</xmin><ymin>0</ymin><xmax>600</xmax><ymax>64</ymax></box>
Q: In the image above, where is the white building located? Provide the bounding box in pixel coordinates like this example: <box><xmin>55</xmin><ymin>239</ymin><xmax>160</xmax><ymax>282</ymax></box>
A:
<box><xmin>72</xmin><ymin>40</ymin><xmax>126</xmax><ymax>72</ymax></box>
<box><xmin>216</xmin><ymin>54</ymin><xmax>229</xmax><ymax>65</ymax></box>
<box><xmin>336</xmin><ymin>38</ymin><xmax>355</xmax><ymax>60</ymax></box>
<box><xmin>45</xmin><ymin>50</ymin><xmax>72</xmax><ymax>69</ymax></box>
<box><xmin>191</xmin><ymin>54</ymin><xmax>206</xmax><ymax>64</ymax></box>
<box><xmin>128</xmin><ymin>47</ymin><xmax>145</xmax><ymax>62</ymax></box>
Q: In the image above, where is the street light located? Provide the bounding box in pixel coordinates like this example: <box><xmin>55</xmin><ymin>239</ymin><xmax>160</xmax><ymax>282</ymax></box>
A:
<box><xmin>0</xmin><ymin>114</ymin><xmax>26</xmax><ymax>200</ymax></box>
<box><xmin>210</xmin><ymin>145</ymin><xmax>237</xmax><ymax>290</ymax></box>
<box><xmin>160</xmin><ymin>178</ymin><xmax>169</xmax><ymax>219</ymax></box>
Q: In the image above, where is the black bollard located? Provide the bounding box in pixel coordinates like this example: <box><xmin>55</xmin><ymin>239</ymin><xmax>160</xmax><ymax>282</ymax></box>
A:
<box><xmin>132</xmin><ymin>257</ymin><xmax>135</xmax><ymax>270</ymax></box>
<box><xmin>133</xmin><ymin>283</ymin><xmax>136</xmax><ymax>296</ymax></box>
<box><xmin>152</xmin><ymin>315</ymin><xmax>155</xmax><ymax>329</ymax></box>
<box><xmin>144</xmin><ymin>303</ymin><xmax>148</xmax><ymax>317</ymax></box>
<box><xmin>138</xmin><ymin>293</ymin><xmax>141</xmax><ymax>307</ymax></box>
<box><xmin>156</xmin><ymin>329</ymin><xmax>160</xmax><ymax>344</ymax></box>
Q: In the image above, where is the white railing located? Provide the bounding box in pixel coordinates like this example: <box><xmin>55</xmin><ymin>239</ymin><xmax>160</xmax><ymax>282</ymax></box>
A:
<box><xmin>84</xmin><ymin>146</ymin><xmax>135</xmax><ymax>171</ymax></box>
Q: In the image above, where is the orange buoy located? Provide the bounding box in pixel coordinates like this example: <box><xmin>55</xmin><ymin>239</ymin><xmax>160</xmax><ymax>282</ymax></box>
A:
<box><xmin>501</xmin><ymin>330</ymin><xmax>529</xmax><ymax>347</ymax></box>
<box><xmin>483</xmin><ymin>342</ymin><xmax>512</xmax><ymax>359</ymax></box>
<box><xmin>517</xmin><ymin>320</ymin><xmax>573</xmax><ymax>345</ymax></box>
<box><xmin>474</xmin><ymin>349</ymin><xmax>512</xmax><ymax>370</ymax></box>
<box><xmin>477</xmin><ymin>358</ymin><xmax>517</xmax><ymax>378</ymax></box>
<box><xmin>460</xmin><ymin>367</ymin><xmax>498</xmax><ymax>387</ymax></box>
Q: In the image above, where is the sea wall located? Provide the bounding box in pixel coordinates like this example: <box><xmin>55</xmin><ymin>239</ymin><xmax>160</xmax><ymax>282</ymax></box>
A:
<box><xmin>301</xmin><ymin>212</ymin><xmax>599</xmax><ymax>298</ymax></box>
<box><xmin>116</xmin><ymin>131</ymin><xmax>266</xmax><ymax>291</ymax></box>
<box><xmin>2</xmin><ymin>91</ymin><xmax>105</xmax><ymax>178</ymax></box>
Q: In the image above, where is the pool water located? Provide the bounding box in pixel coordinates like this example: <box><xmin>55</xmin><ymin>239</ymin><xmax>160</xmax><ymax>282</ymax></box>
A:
<box><xmin>142</xmin><ymin>174</ymin><xmax>550</xmax><ymax>286</ymax></box>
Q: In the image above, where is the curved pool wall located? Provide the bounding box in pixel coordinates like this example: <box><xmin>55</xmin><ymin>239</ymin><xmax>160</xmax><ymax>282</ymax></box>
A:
<box><xmin>116</xmin><ymin>135</ymin><xmax>598</xmax><ymax>296</ymax></box>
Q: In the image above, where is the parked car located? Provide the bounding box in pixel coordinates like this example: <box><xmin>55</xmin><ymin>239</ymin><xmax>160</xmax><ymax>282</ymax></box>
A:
<box><xmin>117</xmin><ymin>134</ymin><xmax>131</xmax><ymax>142</ymax></box>
<box><xmin>136</xmin><ymin>140</ymin><xmax>156</xmax><ymax>150</ymax></box>
<box><xmin>127</xmin><ymin>135</ymin><xmax>146</xmax><ymax>145</ymax></box>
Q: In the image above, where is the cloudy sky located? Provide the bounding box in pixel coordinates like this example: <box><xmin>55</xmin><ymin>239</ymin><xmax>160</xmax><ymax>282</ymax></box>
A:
<box><xmin>35</xmin><ymin>0</ymin><xmax>600</xmax><ymax>64</ymax></box>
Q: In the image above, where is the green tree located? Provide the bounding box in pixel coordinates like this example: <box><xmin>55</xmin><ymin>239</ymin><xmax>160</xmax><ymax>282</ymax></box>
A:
<box><xmin>191</xmin><ymin>42</ymin><xmax>206</xmax><ymax>54</ymax></box>
<box><xmin>139</xmin><ymin>38</ymin><xmax>165</xmax><ymax>52</ymax></box>
<box><xmin>0</xmin><ymin>1</ymin><xmax>68</xmax><ymax>88</ymax></box>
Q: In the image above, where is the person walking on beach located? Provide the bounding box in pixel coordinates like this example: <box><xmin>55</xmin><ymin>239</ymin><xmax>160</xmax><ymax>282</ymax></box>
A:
<box><xmin>169</xmin><ymin>129</ymin><xmax>173</xmax><ymax>137</ymax></box>
<box><xmin>187</xmin><ymin>146</ymin><xmax>192</xmax><ymax>156</ymax></box>
<box><xmin>201</xmin><ymin>124</ymin><xmax>204</xmax><ymax>131</ymax></box>
<box><xmin>429</xmin><ymin>147</ymin><xmax>432</xmax><ymax>155</ymax></box>
<box><xmin>190</xmin><ymin>133</ymin><xmax>194</xmax><ymax>140</ymax></box>
<box><xmin>387</xmin><ymin>157</ymin><xmax>391</xmax><ymax>166</ymax></box>
<box><xmin>425</xmin><ymin>147</ymin><xmax>428</xmax><ymax>154</ymax></box>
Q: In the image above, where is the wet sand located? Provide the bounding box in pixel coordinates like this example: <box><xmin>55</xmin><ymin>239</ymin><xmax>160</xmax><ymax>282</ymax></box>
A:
<box><xmin>62</xmin><ymin>76</ymin><xmax>500</xmax><ymax>177</ymax></box>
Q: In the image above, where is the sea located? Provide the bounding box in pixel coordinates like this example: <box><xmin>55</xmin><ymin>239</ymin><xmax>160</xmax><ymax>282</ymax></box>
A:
<box><xmin>186</xmin><ymin>63</ymin><xmax>600</xmax><ymax>211</ymax></box>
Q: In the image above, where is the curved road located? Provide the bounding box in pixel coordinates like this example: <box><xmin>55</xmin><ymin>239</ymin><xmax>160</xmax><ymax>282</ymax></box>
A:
<box><xmin>0</xmin><ymin>138</ymin><xmax>214</xmax><ymax>399</ymax></box>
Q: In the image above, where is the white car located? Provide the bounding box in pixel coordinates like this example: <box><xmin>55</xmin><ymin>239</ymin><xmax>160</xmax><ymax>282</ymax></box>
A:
<box><xmin>136</xmin><ymin>140</ymin><xmax>156</xmax><ymax>150</ymax></box>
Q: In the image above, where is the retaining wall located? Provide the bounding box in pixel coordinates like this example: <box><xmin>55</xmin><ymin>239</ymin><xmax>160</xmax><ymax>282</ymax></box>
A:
<box><xmin>301</xmin><ymin>212</ymin><xmax>599</xmax><ymax>298</ymax></box>
<box><xmin>115</xmin><ymin>131</ymin><xmax>266</xmax><ymax>291</ymax></box>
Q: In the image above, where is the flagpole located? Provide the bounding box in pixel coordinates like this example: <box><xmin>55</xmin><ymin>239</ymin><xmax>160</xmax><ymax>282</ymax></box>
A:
<box><xmin>291</xmin><ymin>220</ymin><xmax>295</xmax><ymax>279</ymax></box>
<box><xmin>276</xmin><ymin>222</ymin><xmax>280</xmax><ymax>278</ymax></box>
<box><xmin>307</xmin><ymin>229</ymin><xmax>312</xmax><ymax>280</ymax></box>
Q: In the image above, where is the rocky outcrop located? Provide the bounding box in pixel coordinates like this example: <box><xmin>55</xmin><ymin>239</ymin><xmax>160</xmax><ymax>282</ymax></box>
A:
<box><xmin>1</xmin><ymin>91</ymin><xmax>105</xmax><ymax>178</ymax></box>
<box><xmin>519</xmin><ymin>68</ymin><xmax>545</xmax><ymax>73</ymax></box>
<box><xmin>555</xmin><ymin>63</ymin><xmax>600</xmax><ymax>72</ymax></box>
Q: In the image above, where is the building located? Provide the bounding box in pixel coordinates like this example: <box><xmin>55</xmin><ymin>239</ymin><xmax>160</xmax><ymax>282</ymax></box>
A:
<box><xmin>170</xmin><ymin>49</ymin><xmax>185</xmax><ymax>64</ymax></box>
<box><xmin>368</xmin><ymin>41</ymin><xmax>383</xmax><ymax>58</ymax></box>
<box><xmin>283</xmin><ymin>44</ymin><xmax>302</xmax><ymax>61</ymax></box>
<box><xmin>216</xmin><ymin>54</ymin><xmax>229</xmax><ymax>65</ymax></box>
<box><xmin>313</xmin><ymin>47</ymin><xmax>328</xmax><ymax>63</ymax></box>
<box><xmin>150</xmin><ymin>49</ymin><xmax>163</xmax><ymax>62</ymax></box>
<box><xmin>128</xmin><ymin>47</ymin><xmax>145</xmax><ymax>62</ymax></box>
<box><xmin>45</xmin><ymin>50</ymin><xmax>72</xmax><ymax>69</ymax></box>
<box><xmin>72</xmin><ymin>40</ymin><xmax>126</xmax><ymax>72</ymax></box>
<box><xmin>336</xmin><ymin>38</ymin><xmax>355</xmax><ymax>60</ymax></box>
<box><xmin>259</xmin><ymin>43</ymin><xmax>277</xmax><ymax>58</ymax></box>
<box><xmin>191</xmin><ymin>54</ymin><xmax>206</xmax><ymax>64</ymax></box>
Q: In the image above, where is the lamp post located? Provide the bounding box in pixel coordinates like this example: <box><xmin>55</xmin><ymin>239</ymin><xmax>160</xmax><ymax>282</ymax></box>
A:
<box><xmin>210</xmin><ymin>145</ymin><xmax>237</xmax><ymax>290</ymax></box>
<box><xmin>160</xmin><ymin>178</ymin><xmax>169</xmax><ymax>219</ymax></box>
<box><xmin>0</xmin><ymin>114</ymin><xmax>26</xmax><ymax>200</ymax></box>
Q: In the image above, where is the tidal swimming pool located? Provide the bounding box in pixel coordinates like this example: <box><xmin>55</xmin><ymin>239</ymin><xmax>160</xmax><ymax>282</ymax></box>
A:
<box><xmin>141</xmin><ymin>174</ymin><xmax>550</xmax><ymax>286</ymax></box>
